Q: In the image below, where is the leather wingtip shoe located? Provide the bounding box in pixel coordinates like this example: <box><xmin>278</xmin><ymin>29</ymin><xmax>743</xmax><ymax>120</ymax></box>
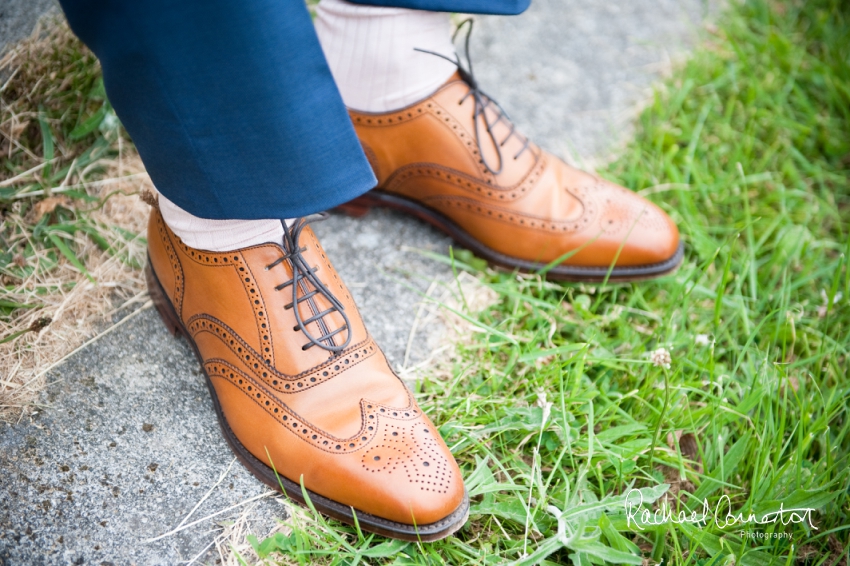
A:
<box><xmin>146</xmin><ymin>208</ymin><xmax>468</xmax><ymax>540</ymax></box>
<box><xmin>341</xmin><ymin>22</ymin><xmax>683</xmax><ymax>282</ymax></box>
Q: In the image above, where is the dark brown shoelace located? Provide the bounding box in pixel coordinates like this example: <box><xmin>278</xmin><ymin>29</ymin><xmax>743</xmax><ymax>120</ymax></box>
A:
<box><xmin>415</xmin><ymin>18</ymin><xmax>531</xmax><ymax>176</ymax></box>
<box><xmin>265</xmin><ymin>213</ymin><xmax>351</xmax><ymax>354</ymax></box>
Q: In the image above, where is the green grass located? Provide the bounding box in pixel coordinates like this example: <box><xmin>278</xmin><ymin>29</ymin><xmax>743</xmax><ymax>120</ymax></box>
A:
<box><xmin>243</xmin><ymin>0</ymin><xmax>850</xmax><ymax>564</ymax></box>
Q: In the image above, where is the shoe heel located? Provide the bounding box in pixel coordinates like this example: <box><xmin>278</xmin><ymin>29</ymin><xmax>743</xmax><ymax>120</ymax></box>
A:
<box><xmin>335</xmin><ymin>194</ymin><xmax>377</xmax><ymax>218</ymax></box>
<box><xmin>145</xmin><ymin>260</ymin><xmax>183</xmax><ymax>337</ymax></box>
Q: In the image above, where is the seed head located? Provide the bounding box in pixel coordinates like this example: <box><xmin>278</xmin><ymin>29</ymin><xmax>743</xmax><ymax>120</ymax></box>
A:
<box><xmin>651</xmin><ymin>347</ymin><xmax>672</xmax><ymax>370</ymax></box>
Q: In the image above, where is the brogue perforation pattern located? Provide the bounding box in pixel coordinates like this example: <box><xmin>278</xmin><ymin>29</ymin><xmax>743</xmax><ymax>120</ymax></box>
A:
<box><xmin>238</xmin><ymin>257</ymin><xmax>274</xmax><ymax>365</ymax></box>
<box><xmin>202</xmin><ymin>344</ymin><xmax>375</xmax><ymax>394</ymax></box>
<box><xmin>169</xmin><ymin>228</ymin><xmax>355</xmax><ymax>361</ymax></box>
<box><xmin>426</xmin><ymin>100</ymin><xmax>495</xmax><ymax>182</ymax></box>
<box><xmin>384</xmin><ymin>153</ymin><xmax>546</xmax><ymax>205</ymax></box>
<box><xmin>155</xmin><ymin>214</ymin><xmax>185</xmax><ymax>317</ymax></box>
<box><xmin>175</xmin><ymin>244</ymin><xmax>276</xmax><ymax>364</ymax></box>
<box><xmin>188</xmin><ymin>314</ymin><xmax>377</xmax><ymax>390</ymax></box>
<box><xmin>206</xmin><ymin>361</ymin><xmax>422</xmax><ymax>454</ymax></box>
<box><xmin>351</xmin><ymin>96</ymin><xmax>497</xmax><ymax>183</ymax></box>
<box><xmin>178</xmin><ymin>242</ymin><xmax>240</xmax><ymax>266</ymax></box>
<box><xmin>589</xmin><ymin>181</ymin><xmax>665</xmax><ymax>235</ymax></box>
<box><xmin>360</xmin><ymin>423</ymin><xmax>453</xmax><ymax>494</ymax></box>
<box><xmin>352</xmin><ymin>106</ymin><xmax>426</xmax><ymax>128</ymax></box>
<box><xmin>311</xmin><ymin>240</ymin><xmax>352</xmax><ymax>303</ymax></box>
<box><xmin>608</xmin><ymin>183</ymin><xmax>668</xmax><ymax>232</ymax></box>
<box><xmin>424</xmin><ymin>190</ymin><xmax>598</xmax><ymax>235</ymax></box>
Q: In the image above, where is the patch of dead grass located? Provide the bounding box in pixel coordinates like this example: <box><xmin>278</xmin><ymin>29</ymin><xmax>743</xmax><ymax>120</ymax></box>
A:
<box><xmin>0</xmin><ymin>157</ymin><xmax>151</xmax><ymax>421</ymax></box>
<box><xmin>1</xmin><ymin>17</ymin><xmax>151</xmax><ymax>420</ymax></box>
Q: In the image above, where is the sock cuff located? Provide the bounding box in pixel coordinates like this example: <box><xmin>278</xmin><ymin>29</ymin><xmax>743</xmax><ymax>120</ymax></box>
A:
<box><xmin>159</xmin><ymin>193</ymin><xmax>286</xmax><ymax>252</ymax></box>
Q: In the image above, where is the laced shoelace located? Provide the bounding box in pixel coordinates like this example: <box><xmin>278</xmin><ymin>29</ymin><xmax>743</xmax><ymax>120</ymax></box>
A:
<box><xmin>415</xmin><ymin>18</ymin><xmax>531</xmax><ymax>176</ymax></box>
<box><xmin>265</xmin><ymin>213</ymin><xmax>351</xmax><ymax>354</ymax></box>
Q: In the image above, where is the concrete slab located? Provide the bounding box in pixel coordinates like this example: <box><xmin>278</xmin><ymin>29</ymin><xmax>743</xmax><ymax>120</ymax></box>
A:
<box><xmin>0</xmin><ymin>0</ymin><xmax>57</xmax><ymax>55</ymax></box>
<box><xmin>0</xmin><ymin>1</ymin><xmax>716</xmax><ymax>563</ymax></box>
<box><xmin>473</xmin><ymin>0</ymin><xmax>716</xmax><ymax>163</ymax></box>
<box><xmin>1</xmin><ymin>310</ymin><xmax>286</xmax><ymax>565</ymax></box>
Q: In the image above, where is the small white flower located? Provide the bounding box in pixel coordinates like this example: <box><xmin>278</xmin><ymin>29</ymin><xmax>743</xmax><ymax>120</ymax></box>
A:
<box><xmin>651</xmin><ymin>347</ymin><xmax>672</xmax><ymax>369</ymax></box>
<box><xmin>694</xmin><ymin>334</ymin><xmax>711</xmax><ymax>346</ymax></box>
<box><xmin>536</xmin><ymin>391</ymin><xmax>553</xmax><ymax>427</ymax></box>
<box><xmin>817</xmin><ymin>289</ymin><xmax>843</xmax><ymax>318</ymax></box>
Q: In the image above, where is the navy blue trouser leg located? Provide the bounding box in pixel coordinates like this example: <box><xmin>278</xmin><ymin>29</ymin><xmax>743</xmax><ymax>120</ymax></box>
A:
<box><xmin>58</xmin><ymin>0</ymin><xmax>530</xmax><ymax>220</ymax></box>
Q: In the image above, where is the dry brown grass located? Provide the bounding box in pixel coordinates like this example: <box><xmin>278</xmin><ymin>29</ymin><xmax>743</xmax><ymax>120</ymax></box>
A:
<box><xmin>1</xmin><ymin>17</ymin><xmax>151</xmax><ymax>421</ymax></box>
<box><xmin>0</xmin><ymin>162</ymin><xmax>151</xmax><ymax>420</ymax></box>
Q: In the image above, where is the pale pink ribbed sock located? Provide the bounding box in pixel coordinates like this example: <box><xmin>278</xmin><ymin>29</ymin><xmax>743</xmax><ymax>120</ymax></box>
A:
<box><xmin>315</xmin><ymin>0</ymin><xmax>457</xmax><ymax>112</ymax></box>
<box><xmin>158</xmin><ymin>194</ymin><xmax>291</xmax><ymax>252</ymax></box>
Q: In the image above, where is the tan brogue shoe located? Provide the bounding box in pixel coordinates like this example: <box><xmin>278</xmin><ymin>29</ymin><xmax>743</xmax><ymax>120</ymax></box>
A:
<box><xmin>145</xmin><ymin>208</ymin><xmax>468</xmax><ymax>540</ymax></box>
<box><xmin>342</xmin><ymin>23</ymin><xmax>682</xmax><ymax>281</ymax></box>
